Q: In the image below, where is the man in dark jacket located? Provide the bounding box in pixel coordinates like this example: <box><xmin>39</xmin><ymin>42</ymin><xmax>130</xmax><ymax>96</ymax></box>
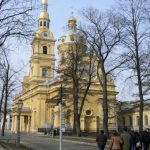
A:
<box><xmin>141</xmin><ymin>128</ymin><xmax>150</xmax><ymax>150</ymax></box>
<box><xmin>96</xmin><ymin>130</ymin><xmax>107</xmax><ymax>150</ymax></box>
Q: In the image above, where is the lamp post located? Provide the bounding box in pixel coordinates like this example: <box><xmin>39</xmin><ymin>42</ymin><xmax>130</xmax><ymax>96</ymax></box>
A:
<box><xmin>16</xmin><ymin>99</ymin><xmax>23</xmax><ymax>147</ymax></box>
<box><xmin>59</xmin><ymin>84</ymin><xmax>65</xmax><ymax>150</ymax></box>
<box><xmin>59</xmin><ymin>85</ymin><xmax>63</xmax><ymax>150</ymax></box>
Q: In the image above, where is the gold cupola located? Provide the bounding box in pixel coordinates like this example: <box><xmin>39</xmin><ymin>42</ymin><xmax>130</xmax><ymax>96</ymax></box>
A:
<box><xmin>68</xmin><ymin>14</ymin><xmax>77</xmax><ymax>31</ymax></box>
<box><xmin>68</xmin><ymin>16</ymin><xmax>77</xmax><ymax>25</ymax></box>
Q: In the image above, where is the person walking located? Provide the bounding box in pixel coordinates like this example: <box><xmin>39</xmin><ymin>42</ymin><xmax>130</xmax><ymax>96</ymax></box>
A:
<box><xmin>134</xmin><ymin>132</ymin><xmax>142</xmax><ymax>150</ymax></box>
<box><xmin>109</xmin><ymin>130</ymin><xmax>123</xmax><ymax>150</ymax></box>
<box><xmin>121</xmin><ymin>127</ymin><xmax>131</xmax><ymax>150</ymax></box>
<box><xmin>129</xmin><ymin>129</ymin><xmax>136</xmax><ymax>150</ymax></box>
<box><xmin>96</xmin><ymin>130</ymin><xmax>107</xmax><ymax>150</ymax></box>
<box><xmin>141</xmin><ymin>128</ymin><xmax>150</xmax><ymax>150</ymax></box>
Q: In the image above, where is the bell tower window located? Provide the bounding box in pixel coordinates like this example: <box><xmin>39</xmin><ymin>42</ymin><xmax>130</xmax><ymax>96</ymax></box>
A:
<box><xmin>40</xmin><ymin>21</ymin><xmax>42</xmax><ymax>26</ymax></box>
<box><xmin>42</xmin><ymin>68</ymin><xmax>48</xmax><ymax>77</ymax></box>
<box><xmin>44</xmin><ymin>21</ymin><xmax>46</xmax><ymax>27</ymax></box>
<box><xmin>43</xmin><ymin>46</ymin><xmax>47</xmax><ymax>54</ymax></box>
<box><xmin>61</xmin><ymin>52</ymin><xmax>65</xmax><ymax>64</ymax></box>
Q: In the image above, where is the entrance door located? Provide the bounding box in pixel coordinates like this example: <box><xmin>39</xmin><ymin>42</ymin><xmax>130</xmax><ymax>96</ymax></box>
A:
<box><xmin>24</xmin><ymin>116</ymin><xmax>28</xmax><ymax>132</ymax></box>
<box><xmin>84</xmin><ymin>116</ymin><xmax>94</xmax><ymax>131</ymax></box>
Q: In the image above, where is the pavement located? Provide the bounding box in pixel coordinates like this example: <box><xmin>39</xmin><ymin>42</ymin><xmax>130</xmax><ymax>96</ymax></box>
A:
<box><xmin>43</xmin><ymin>134</ymin><xmax>97</xmax><ymax>146</ymax></box>
<box><xmin>0</xmin><ymin>145</ymin><xmax>5</xmax><ymax>150</ymax></box>
<box><xmin>37</xmin><ymin>133</ymin><xmax>110</xmax><ymax>149</ymax></box>
<box><xmin>0</xmin><ymin>131</ymin><xmax>111</xmax><ymax>150</ymax></box>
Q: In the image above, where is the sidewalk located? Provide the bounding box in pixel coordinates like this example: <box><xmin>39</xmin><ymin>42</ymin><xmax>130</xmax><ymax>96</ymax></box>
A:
<box><xmin>0</xmin><ymin>131</ymin><xmax>110</xmax><ymax>150</ymax></box>
<box><xmin>37</xmin><ymin>134</ymin><xmax>110</xmax><ymax>149</ymax></box>
<box><xmin>50</xmin><ymin>135</ymin><xmax>97</xmax><ymax>146</ymax></box>
<box><xmin>0</xmin><ymin>145</ymin><xmax>5</xmax><ymax>150</ymax></box>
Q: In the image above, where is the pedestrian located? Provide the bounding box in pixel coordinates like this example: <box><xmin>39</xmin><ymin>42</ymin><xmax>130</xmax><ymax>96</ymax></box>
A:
<box><xmin>141</xmin><ymin>128</ymin><xmax>150</xmax><ymax>150</ymax></box>
<box><xmin>146</xmin><ymin>128</ymin><xmax>150</xmax><ymax>150</ymax></box>
<box><xmin>134</xmin><ymin>132</ymin><xmax>142</xmax><ymax>150</ymax></box>
<box><xmin>130</xmin><ymin>129</ymin><xmax>136</xmax><ymax>150</ymax></box>
<box><xmin>96</xmin><ymin>130</ymin><xmax>107</xmax><ymax>150</ymax></box>
<box><xmin>109</xmin><ymin>130</ymin><xmax>123</xmax><ymax>150</ymax></box>
<box><xmin>121</xmin><ymin>127</ymin><xmax>131</xmax><ymax>150</ymax></box>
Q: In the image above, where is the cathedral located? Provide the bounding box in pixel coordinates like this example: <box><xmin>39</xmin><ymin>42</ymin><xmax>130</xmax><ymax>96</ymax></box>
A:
<box><xmin>11</xmin><ymin>0</ymin><xmax>117</xmax><ymax>133</ymax></box>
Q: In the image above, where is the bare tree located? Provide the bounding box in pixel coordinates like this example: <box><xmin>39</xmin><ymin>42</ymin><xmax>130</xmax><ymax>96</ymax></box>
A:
<box><xmin>0</xmin><ymin>0</ymin><xmax>35</xmax><ymax>47</ymax></box>
<box><xmin>117</xmin><ymin>0</ymin><xmax>150</xmax><ymax>132</ymax></box>
<box><xmin>59</xmin><ymin>40</ymin><xmax>96</xmax><ymax>136</ymax></box>
<box><xmin>80</xmin><ymin>8</ymin><xmax>125</xmax><ymax>136</ymax></box>
<box><xmin>0</xmin><ymin>47</ymin><xmax>22</xmax><ymax>136</ymax></box>
<box><xmin>141</xmin><ymin>51</ymin><xmax>150</xmax><ymax>97</ymax></box>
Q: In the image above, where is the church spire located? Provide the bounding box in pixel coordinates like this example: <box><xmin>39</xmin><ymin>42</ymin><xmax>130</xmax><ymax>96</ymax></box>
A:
<box><xmin>38</xmin><ymin>0</ymin><xmax>50</xmax><ymax>29</ymax></box>
<box><xmin>42</xmin><ymin>0</ymin><xmax>48</xmax><ymax>11</ymax></box>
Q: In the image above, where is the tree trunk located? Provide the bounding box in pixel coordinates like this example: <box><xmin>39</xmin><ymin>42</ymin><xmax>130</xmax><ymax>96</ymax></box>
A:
<box><xmin>73</xmin><ymin>83</ymin><xmax>76</xmax><ymax>134</ymax></box>
<box><xmin>0</xmin><ymin>84</ymin><xmax>5</xmax><ymax>119</ymax></box>
<box><xmin>133</xmin><ymin>22</ymin><xmax>144</xmax><ymax>133</ymax></box>
<box><xmin>136</xmin><ymin>50</ymin><xmax>144</xmax><ymax>133</ymax></box>
<box><xmin>102</xmin><ymin>74</ymin><xmax>109</xmax><ymax>137</ymax></box>
<box><xmin>76</xmin><ymin>116</ymin><xmax>81</xmax><ymax>137</ymax></box>
<box><xmin>1</xmin><ymin>64</ymin><xmax>9</xmax><ymax>136</ymax></box>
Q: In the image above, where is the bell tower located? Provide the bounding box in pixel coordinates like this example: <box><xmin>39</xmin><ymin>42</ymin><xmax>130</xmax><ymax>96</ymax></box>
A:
<box><xmin>58</xmin><ymin>15</ymin><xmax>86</xmax><ymax>72</ymax></box>
<box><xmin>29</xmin><ymin>0</ymin><xmax>55</xmax><ymax>86</ymax></box>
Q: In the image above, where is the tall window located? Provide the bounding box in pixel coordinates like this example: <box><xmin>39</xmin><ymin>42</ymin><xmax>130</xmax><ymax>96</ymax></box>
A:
<box><xmin>144</xmin><ymin>115</ymin><xmax>148</xmax><ymax>126</ymax></box>
<box><xmin>42</xmin><ymin>68</ymin><xmax>48</xmax><ymax>77</ymax></box>
<box><xmin>40</xmin><ymin>21</ymin><xmax>42</xmax><ymax>26</ymax></box>
<box><xmin>137</xmin><ymin>116</ymin><xmax>140</xmax><ymax>126</ymax></box>
<box><xmin>123</xmin><ymin>117</ymin><xmax>126</xmax><ymax>126</ymax></box>
<box><xmin>61</xmin><ymin>53</ymin><xmax>65</xmax><ymax>64</ymax></box>
<box><xmin>43</xmin><ymin>46</ymin><xmax>47</xmax><ymax>54</ymax></box>
<box><xmin>129</xmin><ymin>116</ymin><xmax>132</xmax><ymax>126</ymax></box>
<box><xmin>44</xmin><ymin>21</ymin><xmax>46</xmax><ymax>27</ymax></box>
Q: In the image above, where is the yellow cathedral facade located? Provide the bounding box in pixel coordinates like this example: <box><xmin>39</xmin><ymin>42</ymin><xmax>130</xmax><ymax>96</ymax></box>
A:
<box><xmin>11</xmin><ymin>0</ymin><xmax>117</xmax><ymax>133</ymax></box>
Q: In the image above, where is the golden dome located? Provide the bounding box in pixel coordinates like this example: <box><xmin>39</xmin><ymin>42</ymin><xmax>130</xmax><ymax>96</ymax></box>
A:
<box><xmin>68</xmin><ymin>16</ymin><xmax>77</xmax><ymax>25</ymax></box>
<box><xmin>38</xmin><ymin>12</ymin><xmax>49</xmax><ymax>20</ymax></box>
<box><xmin>42</xmin><ymin>0</ymin><xmax>48</xmax><ymax>5</ymax></box>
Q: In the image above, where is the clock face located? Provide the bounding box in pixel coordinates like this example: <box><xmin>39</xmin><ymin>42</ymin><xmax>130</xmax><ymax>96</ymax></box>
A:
<box><xmin>43</xmin><ymin>32</ymin><xmax>48</xmax><ymax>38</ymax></box>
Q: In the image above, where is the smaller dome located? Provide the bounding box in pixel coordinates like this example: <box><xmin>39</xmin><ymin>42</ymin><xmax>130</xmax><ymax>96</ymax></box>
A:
<box><xmin>39</xmin><ymin>12</ymin><xmax>49</xmax><ymax>20</ymax></box>
<box><xmin>68</xmin><ymin>16</ymin><xmax>77</xmax><ymax>25</ymax></box>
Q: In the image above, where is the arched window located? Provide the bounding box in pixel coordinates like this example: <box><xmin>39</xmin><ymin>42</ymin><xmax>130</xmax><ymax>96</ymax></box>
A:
<box><xmin>144</xmin><ymin>115</ymin><xmax>148</xmax><ymax>126</ymax></box>
<box><xmin>129</xmin><ymin>116</ymin><xmax>132</xmax><ymax>126</ymax></box>
<box><xmin>40</xmin><ymin>21</ymin><xmax>42</xmax><ymax>26</ymax></box>
<box><xmin>42</xmin><ymin>68</ymin><xmax>48</xmax><ymax>77</ymax></box>
<box><xmin>43</xmin><ymin>46</ymin><xmax>47</xmax><ymax>54</ymax></box>
<box><xmin>61</xmin><ymin>53</ymin><xmax>65</xmax><ymax>64</ymax></box>
<box><xmin>44</xmin><ymin>21</ymin><xmax>46</xmax><ymax>27</ymax></box>
<box><xmin>137</xmin><ymin>116</ymin><xmax>140</xmax><ymax>126</ymax></box>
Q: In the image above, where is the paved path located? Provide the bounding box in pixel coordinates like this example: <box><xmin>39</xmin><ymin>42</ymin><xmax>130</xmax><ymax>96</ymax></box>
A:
<box><xmin>0</xmin><ymin>131</ymin><xmax>110</xmax><ymax>150</ymax></box>
<box><xmin>0</xmin><ymin>145</ymin><xmax>5</xmax><ymax>150</ymax></box>
<box><xmin>21</xmin><ymin>133</ymin><xmax>98</xmax><ymax>150</ymax></box>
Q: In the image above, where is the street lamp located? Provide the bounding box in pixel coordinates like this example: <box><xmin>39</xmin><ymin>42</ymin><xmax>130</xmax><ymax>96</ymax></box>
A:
<box><xmin>59</xmin><ymin>84</ymin><xmax>66</xmax><ymax>150</ymax></box>
<box><xmin>16</xmin><ymin>99</ymin><xmax>23</xmax><ymax>147</ymax></box>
